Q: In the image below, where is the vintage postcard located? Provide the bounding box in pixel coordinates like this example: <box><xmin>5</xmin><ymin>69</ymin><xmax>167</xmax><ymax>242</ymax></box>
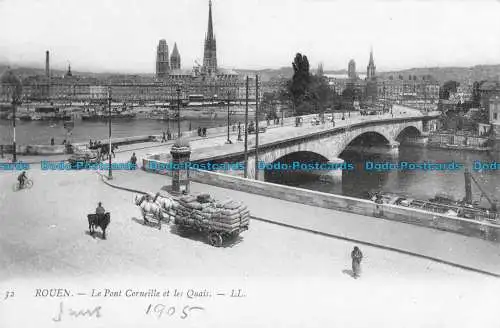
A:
<box><xmin>1</xmin><ymin>0</ymin><xmax>499</xmax><ymax>327</ymax></box>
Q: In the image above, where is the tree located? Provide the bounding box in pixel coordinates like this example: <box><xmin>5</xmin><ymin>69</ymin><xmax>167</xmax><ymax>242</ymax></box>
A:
<box><xmin>280</xmin><ymin>53</ymin><xmax>336</xmax><ymax>115</ymax></box>
<box><xmin>289</xmin><ymin>53</ymin><xmax>311</xmax><ymax>108</ymax></box>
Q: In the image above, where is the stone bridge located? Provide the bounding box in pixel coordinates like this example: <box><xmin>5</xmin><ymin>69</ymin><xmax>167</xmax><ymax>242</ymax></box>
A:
<box><xmin>199</xmin><ymin>115</ymin><xmax>438</xmax><ymax>181</ymax></box>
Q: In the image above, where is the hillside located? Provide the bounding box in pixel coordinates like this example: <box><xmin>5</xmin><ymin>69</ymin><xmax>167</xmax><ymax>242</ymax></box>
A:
<box><xmin>3</xmin><ymin>63</ymin><xmax>500</xmax><ymax>85</ymax></box>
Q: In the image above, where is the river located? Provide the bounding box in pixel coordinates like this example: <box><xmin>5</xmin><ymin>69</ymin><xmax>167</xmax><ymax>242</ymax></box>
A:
<box><xmin>269</xmin><ymin>146</ymin><xmax>500</xmax><ymax>207</ymax></box>
<box><xmin>0</xmin><ymin>116</ymin><xmax>247</xmax><ymax>145</ymax></box>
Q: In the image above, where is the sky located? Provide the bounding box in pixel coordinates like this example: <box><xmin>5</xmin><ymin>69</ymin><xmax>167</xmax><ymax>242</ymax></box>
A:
<box><xmin>0</xmin><ymin>0</ymin><xmax>499</xmax><ymax>74</ymax></box>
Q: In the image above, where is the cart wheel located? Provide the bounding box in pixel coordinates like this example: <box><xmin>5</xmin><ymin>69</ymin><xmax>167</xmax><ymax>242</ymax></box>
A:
<box><xmin>208</xmin><ymin>232</ymin><xmax>223</xmax><ymax>247</ymax></box>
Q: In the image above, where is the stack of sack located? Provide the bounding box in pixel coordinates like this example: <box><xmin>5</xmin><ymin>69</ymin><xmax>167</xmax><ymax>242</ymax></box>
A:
<box><xmin>212</xmin><ymin>199</ymin><xmax>250</xmax><ymax>230</ymax></box>
<box><xmin>172</xmin><ymin>193</ymin><xmax>250</xmax><ymax>231</ymax></box>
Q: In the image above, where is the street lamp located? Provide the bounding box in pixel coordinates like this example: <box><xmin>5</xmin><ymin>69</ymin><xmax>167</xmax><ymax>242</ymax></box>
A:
<box><xmin>107</xmin><ymin>86</ymin><xmax>113</xmax><ymax>179</ymax></box>
<box><xmin>1</xmin><ymin>69</ymin><xmax>22</xmax><ymax>163</ymax></box>
<box><xmin>176</xmin><ymin>87</ymin><xmax>181</xmax><ymax>138</ymax></box>
<box><xmin>226</xmin><ymin>90</ymin><xmax>231</xmax><ymax>144</ymax></box>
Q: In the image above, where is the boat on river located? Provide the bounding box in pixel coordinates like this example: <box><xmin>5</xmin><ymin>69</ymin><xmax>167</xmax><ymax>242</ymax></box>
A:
<box><xmin>81</xmin><ymin>107</ymin><xmax>136</xmax><ymax>121</ymax></box>
<box><xmin>369</xmin><ymin>170</ymin><xmax>499</xmax><ymax>223</ymax></box>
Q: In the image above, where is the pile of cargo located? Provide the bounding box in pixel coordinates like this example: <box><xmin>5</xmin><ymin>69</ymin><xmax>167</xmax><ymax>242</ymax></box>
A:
<box><xmin>173</xmin><ymin>193</ymin><xmax>250</xmax><ymax>232</ymax></box>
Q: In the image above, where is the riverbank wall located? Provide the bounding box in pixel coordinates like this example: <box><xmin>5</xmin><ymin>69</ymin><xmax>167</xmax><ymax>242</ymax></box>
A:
<box><xmin>187</xmin><ymin>169</ymin><xmax>500</xmax><ymax>243</ymax></box>
<box><xmin>140</xmin><ymin>155</ymin><xmax>500</xmax><ymax>242</ymax></box>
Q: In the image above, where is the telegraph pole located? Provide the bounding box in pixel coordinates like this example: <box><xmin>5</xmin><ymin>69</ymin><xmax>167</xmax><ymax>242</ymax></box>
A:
<box><xmin>244</xmin><ymin>76</ymin><xmax>249</xmax><ymax>178</ymax></box>
<box><xmin>254</xmin><ymin>75</ymin><xmax>260</xmax><ymax>180</ymax></box>
<box><xmin>12</xmin><ymin>98</ymin><xmax>17</xmax><ymax>163</ymax></box>
<box><xmin>108</xmin><ymin>86</ymin><xmax>113</xmax><ymax>179</ymax></box>
<box><xmin>226</xmin><ymin>90</ymin><xmax>231</xmax><ymax>143</ymax></box>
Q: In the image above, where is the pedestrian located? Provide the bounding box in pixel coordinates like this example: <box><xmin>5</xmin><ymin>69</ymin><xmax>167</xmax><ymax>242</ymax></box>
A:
<box><xmin>130</xmin><ymin>152</ymin><xmax>137</xmax><ymax>168</ymax></box>
<box><xmin>203</xmin><ymin>127</ymin><xmax>207</xmax><ymax>137</ymax></box>
<box><xmin>50</xmin><ymin>137</ymin><xmax>54</xmax><ymax>146</ymax></box>
<box><xmin>198</xmin><ymin>127</ymin><xmax>201</xmax><ymax>137</ymax></box>
<box><xmin>237</xmin><ymin>122</ymin><xmax>242</xmax><ymax>141</ymax></box>
<box><xmin>162</xmin><ymin>132</ymin><xmax>166</xmax><ymax>143</ymax></box>
<box><xmin>351</xmin><ymin>246</ymin><xmax>363</xmax><ymax>279</ymax></box>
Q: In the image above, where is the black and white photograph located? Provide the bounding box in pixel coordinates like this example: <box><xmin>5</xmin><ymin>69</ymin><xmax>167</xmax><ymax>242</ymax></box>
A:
<box><xmin>1</xmin><ymin>0</ymin><xmax>500</xmax><ymax>327</ymax></box>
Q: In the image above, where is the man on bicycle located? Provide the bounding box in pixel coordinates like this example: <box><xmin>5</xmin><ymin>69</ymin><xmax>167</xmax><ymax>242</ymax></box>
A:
<box><xmin>17</xmin><ymin>171</ymin><xmax>27</xmax><ymax>189</ymax></box>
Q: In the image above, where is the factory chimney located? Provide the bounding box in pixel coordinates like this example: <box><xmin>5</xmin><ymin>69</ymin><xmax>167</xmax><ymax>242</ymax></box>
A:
<box><xmin>45</xmin><ymin>51</ymin><xmax>50</xmax><ymax>77</ymax></box>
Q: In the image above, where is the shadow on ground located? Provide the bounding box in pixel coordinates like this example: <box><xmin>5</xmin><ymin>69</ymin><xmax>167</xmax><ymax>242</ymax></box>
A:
<box><xmin>130</xmin><ymin>216</ymin><xmax>244</xmax><ymax>248</ymax></box>
<box><xmin>85</xmin><ymin>230</ymin><xmax>106</xmax><ymax>240</ymax></box>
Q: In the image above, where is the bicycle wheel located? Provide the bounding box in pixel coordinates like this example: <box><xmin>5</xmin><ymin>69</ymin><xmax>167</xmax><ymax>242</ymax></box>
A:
<box><xmin>25</xmin><ymin>179</ymin><xmax>34</xmax><ymax>189</ymax></box>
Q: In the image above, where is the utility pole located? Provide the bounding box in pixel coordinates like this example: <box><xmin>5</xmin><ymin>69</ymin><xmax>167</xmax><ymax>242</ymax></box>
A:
<box><xmin>244</xmin><ymin>76</ymin><xmax>249</xmax><ymax>178</ymax></box>
<box><xmin>255</xmin><ymin>75</ymin><xmax>260</xmax><ymax>180</ymax></box>
<box><xmin>226</xmin><ymin>90</ymin><xmax>231</xmax><ymax>143</ymax></box>
<box><xmin>12</xmin><ymin>98</ymin><xmax>17</xmax><ymax>163</ymax></box>
<box><xmin>108</xmin><ymin>86</ymin><xmax>113</xmax><ymax>179</ymax></box>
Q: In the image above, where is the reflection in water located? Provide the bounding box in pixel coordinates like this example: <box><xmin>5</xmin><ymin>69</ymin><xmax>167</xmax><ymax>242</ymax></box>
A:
<box><xmin>268</xmin><ymin>146</ymin><xmax>500</xmax><ymax>207</ymax></box>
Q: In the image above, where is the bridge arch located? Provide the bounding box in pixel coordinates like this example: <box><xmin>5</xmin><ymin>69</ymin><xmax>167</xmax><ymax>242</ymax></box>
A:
<box><xmin>264</xmin><ymin>150</ymin><xmax>330</xmax><ymax>183</ymax></box>
<box><xmin>337</xmin><ymin>130</ymin><xmax>393</xmax><ymax>157</ymax></box>
<box><xmin>395</xmin><ymin>126</ymin><xmax>422</xmax><ymax>142</ymax></box>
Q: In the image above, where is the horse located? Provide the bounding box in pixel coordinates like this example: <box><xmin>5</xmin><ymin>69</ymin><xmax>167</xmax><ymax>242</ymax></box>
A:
<box><xmin>151</xmin><ymin>192</ymin><xmax>177</xmax><ymax>211</ymax></box>
<box><xmin>99</xmin><ymin>144</ymin><xmax>118</xmax><ymax>160</ymax></box>
<box><xmin>134</xmin><ymin>194</ymin><xmax>167</xmax><ymax>226</ymax></box>
<box><xmin>87</xmin><ymin>212</ymin><xmax>111</xmax><ymax>239</ymax></box>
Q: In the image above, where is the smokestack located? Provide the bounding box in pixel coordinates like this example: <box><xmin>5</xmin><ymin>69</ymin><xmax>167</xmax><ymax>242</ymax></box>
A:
<box><xmin>45</xmin><ymin>51</ymin><xmax>50</xmax><ymax>77</ymax></box>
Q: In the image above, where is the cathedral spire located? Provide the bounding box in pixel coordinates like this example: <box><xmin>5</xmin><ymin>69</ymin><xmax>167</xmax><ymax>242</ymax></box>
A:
<box><xmin>207</xmin><ymin>0</ymin><xmax>214</xmax><ymax>41</ymax></box>
<box><xmin>203</xmin><ymin>0</ymin><xmax>217</xmax><ymax>74</ymax></box>
<box><xmin>367</xmin><ymin>46</ymin><xmax>376</xmax><ymax>80</ymax></box>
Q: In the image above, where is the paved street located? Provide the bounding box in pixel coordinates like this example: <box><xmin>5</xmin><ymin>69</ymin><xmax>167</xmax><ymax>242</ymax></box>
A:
<box><xmin>1</xmin><ymin>164</ymin><xmax>499</xmax><ymax>327</ymax></box>
<box><xmin>1</xmin><ymin>107</ymin><xmax>498</xmax><ymax>327</ymax></box>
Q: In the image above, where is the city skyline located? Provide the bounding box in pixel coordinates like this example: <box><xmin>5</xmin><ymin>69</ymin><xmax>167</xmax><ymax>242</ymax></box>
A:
<box><xmin>0</xmin><ymin>0</ymin><xmax>499</xmax><ymax>74</ymax></box>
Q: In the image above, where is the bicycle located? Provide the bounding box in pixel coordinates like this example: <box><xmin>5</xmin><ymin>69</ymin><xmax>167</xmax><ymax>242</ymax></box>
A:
<box><xmin>13</xmin><ymin>178</ymin><xmax>34</xmax><ymax>191</ymax></box>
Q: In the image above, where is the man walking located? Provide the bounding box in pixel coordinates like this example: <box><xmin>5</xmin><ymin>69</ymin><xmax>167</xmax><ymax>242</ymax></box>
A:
<box><xmin>351</xmin><ymin>246</ymin><xmax>363</xmax><ymax>279</ymax></box>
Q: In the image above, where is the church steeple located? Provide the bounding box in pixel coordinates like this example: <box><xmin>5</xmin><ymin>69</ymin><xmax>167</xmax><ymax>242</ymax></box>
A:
<box><xmin>367</xmin><ymin>47</ymin><xmax>376</xmax><ymax>80</ymax></box>
<box><xmin>202</xmin><ymin>0</ymin><xmax>217</xmax><ymax>75</ymax></box>
<box><xmin>65</xmin><ymin>62</ymin><xmax>72</xmax><ymax>77</ymax></box>
<box><xmin>207</xmin><ymin>0</ymin><xmax>214</xmax><ymax>42</ymax></box>
<box><xmin>170</xmin><ymin>42</ymin><xmax>181</xmax><ymax>70</ymax></box>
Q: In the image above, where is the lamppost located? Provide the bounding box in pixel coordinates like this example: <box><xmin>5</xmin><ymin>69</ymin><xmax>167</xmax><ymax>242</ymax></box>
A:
<box><xmin>176</xmin><ymin>87</ymin><xmax>181</xmax><ymax>138</ymax></box>
<box><xmin>108</xmin><ymin>86</ymin><xmax>113</xmax><ymax>179</ymax></box>
<box><xmin>226</xmin><ymin>90</ymin><xmax>231</xmax><ymax>143</ymax></box>
<box><xmin>1</xmin><ymin>69</ymin><xmax>22</xmax><ymax>163</ymax></box>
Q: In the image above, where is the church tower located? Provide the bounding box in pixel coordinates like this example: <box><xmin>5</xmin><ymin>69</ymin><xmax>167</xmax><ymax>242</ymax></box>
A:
<box><xmin>170</xmin><ymin>43</ymin><xmax>181</xmax><ymax>70</ymax></box>
<box><xmin>202</xmin><ymin>0</ymin><xmax>217</xmax><ymax>75</ymax></box>
<box><xmin>156</xmin><ymin>39</ymin><xmax>170</xmax><ymax>78</ymax></box>
<box><xmin>367</xmin><ymin>47</ymin><xmax>376</xmax><ymax>80</ymax></box>
<box><xmin>366</xmin><ymin>47</ymin><xmax>378</xmax><ymax>103</ymax></box>
<box><xmin>348</xmin><ymin>59</ymin><xmax>357</xmax><ymax>80</ymax></box>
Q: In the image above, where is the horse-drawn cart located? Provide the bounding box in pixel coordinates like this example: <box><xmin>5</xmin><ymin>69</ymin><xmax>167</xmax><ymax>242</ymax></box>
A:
<box><xmin>175</xmin><ymin>216</ymin><xmax>249</xmax><ymax>247</ymax></box>
<box><xmin>133</xmin><ymin>192</ymin><xmax>250</xmax><ymax>247</ymax></box>
<box><xmin>173</xmin><ymin>194</ymin><xmax>250</xmax><ymax>247</ymax></box>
